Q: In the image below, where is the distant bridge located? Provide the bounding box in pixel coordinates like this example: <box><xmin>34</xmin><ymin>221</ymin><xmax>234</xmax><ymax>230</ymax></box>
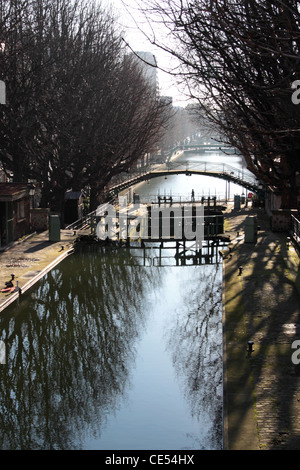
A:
<box><xmin>109</xmin><ymin>160</ymin><xmax>259</xmax><ymax>194</ymax></box>
<box><xmin>178</xmin><ymin>144</ymin><xmax>237</xmax><ymax>153</ymax></box>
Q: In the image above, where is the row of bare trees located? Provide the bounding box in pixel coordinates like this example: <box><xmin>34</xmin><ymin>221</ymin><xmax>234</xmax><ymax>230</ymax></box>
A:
<box><xmin>0</xmin><ymin>0</ymin><xmax>171</xmax><ymax>214</ymax></box>
<box><xmin>133</xmin><ymin>0</ymin><xmax>300</xmax><ymax>208</ymax></box>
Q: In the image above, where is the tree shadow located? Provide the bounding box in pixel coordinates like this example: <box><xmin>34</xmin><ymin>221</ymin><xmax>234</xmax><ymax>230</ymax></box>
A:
<box><xmin>24</xmin><ymin>241</ymin><xmax>56</xmax><ymax>253</ymax></box>
<box><xmin>225</xmin><ymin>207</ymin><xmax>300</xmax><ymax>449</ymax></box>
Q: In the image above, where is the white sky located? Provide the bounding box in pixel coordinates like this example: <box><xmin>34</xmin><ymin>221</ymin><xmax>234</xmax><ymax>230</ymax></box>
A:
<box><xmin>102</xmin><ymin>0</ymin><xmax>191</xmax><ymax>107</ymax></box>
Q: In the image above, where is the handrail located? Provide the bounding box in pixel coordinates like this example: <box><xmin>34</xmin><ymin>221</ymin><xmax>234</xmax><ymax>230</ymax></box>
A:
<box><xmin>166</xmin><ymin>160</ymin><xmax>256</xmax><ymax>185</ymax></box>
<box><xmin>109</xmin><ymin>160</ymin><xmax>259</xmax><ymax>193</ymax></box>
<box><xmin>64</xmin><ymin>197</ymin><xmax>115</xmax><ymax>231</ymax></box>
<box><xmin>291</xmin><ymin>214</ymin><xmax>300</xmax><ymax>246</ymax></box>
<box><xmin>64</xmin><ymin>210</ymin><xmax>97</xmax><ymax>231</ymax></box>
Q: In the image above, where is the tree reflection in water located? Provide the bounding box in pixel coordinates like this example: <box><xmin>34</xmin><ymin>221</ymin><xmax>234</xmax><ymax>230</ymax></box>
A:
<box><xmin>0</xmin><ymin>246</ymin><xmax>223</xmax><ymax>450</ymax></box>
<box><xmin>165</xmin><ymin>263</ymin><xmax>223</xmax><ymax>450</ymax></box>
<box><xmin>0</xmin><ymin>247</ymin><xmax>158</xmax><ymax>450</ymax></box>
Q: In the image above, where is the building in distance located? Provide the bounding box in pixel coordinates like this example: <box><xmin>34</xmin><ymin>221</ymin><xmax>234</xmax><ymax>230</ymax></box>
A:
<box><xmin>134</xmin><ymin>51</ymin><xmax>158</xmax><ymax>95</ymax></box>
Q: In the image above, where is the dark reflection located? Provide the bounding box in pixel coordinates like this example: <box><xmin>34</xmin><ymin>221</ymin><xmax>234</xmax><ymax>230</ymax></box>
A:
<box><xmin>0</xmin><ymin>247</ymin><xmax>158</xmax><ymax>450</ymax></box>
<box><xmin>166</xmin><ymin>264</ymin><xmax>223</xmax><ymax>449</ymax></box>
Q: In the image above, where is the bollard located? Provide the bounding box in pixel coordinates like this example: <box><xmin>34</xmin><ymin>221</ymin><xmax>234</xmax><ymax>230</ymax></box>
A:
<box><xmin>238</xmin><ymin>266</ymin><xmax>243</xmax><ymax>276</ymax></box>
<box><xmin>248</xmin><ymin>341</ymin><xmax>254</xmax><ymax>353</ymax></box>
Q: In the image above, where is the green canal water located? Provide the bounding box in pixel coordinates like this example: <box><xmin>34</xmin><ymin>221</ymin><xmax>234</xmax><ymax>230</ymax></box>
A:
<box><xmin>0</xmin><ymin>152</ymin><xmax>246</xmax><ymax>450</ymax></box>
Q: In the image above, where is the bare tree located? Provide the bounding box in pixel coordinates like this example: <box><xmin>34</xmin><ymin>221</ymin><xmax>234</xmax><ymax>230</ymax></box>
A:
<box><xmin>130</xmin><ymin>0</ymin><xmax>300</xmax><ymax>208</ymax></box>
<box><xmin>0</xmin><ymin>0</ymin><xmax>172</xmax><ymax>218</ymax></box>
<box><xmin>79</xmin><ymin>53</ymin><xmax>172</xmax><ymax>210</ymax></box>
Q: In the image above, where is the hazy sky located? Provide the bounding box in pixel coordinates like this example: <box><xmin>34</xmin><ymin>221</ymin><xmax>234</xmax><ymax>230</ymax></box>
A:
<box><xmin>103</xmin><ymin>0</ymin><xmax>190</xmax><ymax>107</ymax></box>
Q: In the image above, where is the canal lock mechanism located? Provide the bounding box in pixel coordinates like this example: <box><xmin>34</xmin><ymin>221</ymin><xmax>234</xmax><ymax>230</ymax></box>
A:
<box><xmin>73</xmin><ymin>196</ymin><xmax>230</xmax><ymax>266</ymax></box>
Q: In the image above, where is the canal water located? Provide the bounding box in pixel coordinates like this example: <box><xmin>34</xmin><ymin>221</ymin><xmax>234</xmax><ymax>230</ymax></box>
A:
<box><xmin>0</xmin><ymin>151</ymin><xmax>245</xmax><ymax>450</ymax></box>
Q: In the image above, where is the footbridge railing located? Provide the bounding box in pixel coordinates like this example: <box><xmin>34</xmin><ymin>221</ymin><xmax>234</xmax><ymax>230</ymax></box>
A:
<box><xmin>64</xmin><ymin>199</ymin><xmax>115</xmax><ymax>231</ymax></box>
<box><xmin>64</xmin><ymin>210</ymin><xmax>97</xmax><ymax>231</ymax></box>
<box><xmin>109</xmin><ymin>160</ymin><xmax>259</xmax><ymax>194</ymax></box>
<box><xmin>291</xmin><ymin>214</ymin><xmax>300</xmax><ymax>249</ymax></box>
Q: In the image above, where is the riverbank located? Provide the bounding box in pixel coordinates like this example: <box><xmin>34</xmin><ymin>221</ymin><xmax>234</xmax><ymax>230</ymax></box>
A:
<box><xmin>222</xmin><ymin>204</ymin><xmax>300</xmax><ymax>450</ymax></box>
<box><xmin>0</xmin><ymin>229</ymin><xmax>77</xmax><ymax>312</ymax></box>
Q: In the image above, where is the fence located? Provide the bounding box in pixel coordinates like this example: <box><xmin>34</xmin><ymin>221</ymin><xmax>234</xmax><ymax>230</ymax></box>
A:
<box><xmin>291</xmin><ymin>214</ymin><xmax>300</xmax><ymax>248</ymax></box>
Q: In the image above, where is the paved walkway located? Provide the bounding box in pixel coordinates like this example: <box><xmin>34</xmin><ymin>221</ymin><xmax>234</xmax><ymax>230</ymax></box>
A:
<box><xmin>0</xmin><ymin>229</ymin><xmax>77</xmax><ymax>312</ymax></box>
<box><xmin>223</xmin><ymin>204</ymin><xmax>300</xmax><ymax>450</ymax></box>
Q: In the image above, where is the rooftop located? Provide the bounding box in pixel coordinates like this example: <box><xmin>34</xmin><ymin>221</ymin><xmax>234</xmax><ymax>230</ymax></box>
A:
<box><xmin>0</xmin><ymin>183</ymin><xmax>28</xmax><ymax>201</ymax></box>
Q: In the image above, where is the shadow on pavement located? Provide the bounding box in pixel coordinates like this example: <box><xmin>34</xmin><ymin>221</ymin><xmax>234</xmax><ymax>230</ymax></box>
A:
<box><xmin>24</xmin><ymin>241</ymin><xmax>56</xmax><ymax>253</ymax></box>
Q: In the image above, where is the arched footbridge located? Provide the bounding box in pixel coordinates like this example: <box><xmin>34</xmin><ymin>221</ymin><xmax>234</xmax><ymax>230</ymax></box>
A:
<box><xmin>109</xmin><ymin>161</ymin><xmax>260</xmax><ymax>195</ymax></box>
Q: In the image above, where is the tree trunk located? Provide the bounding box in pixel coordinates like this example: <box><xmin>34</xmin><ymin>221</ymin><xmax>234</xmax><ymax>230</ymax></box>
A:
<box><xmin>89</xmin><ymin>186</ymin><xmax>100</xmax><ymax>212</ymax></box>
<box><xmin>280</xmin><ymin>175</ymin><xmax>298</xmax><ymax>209</ymax></box>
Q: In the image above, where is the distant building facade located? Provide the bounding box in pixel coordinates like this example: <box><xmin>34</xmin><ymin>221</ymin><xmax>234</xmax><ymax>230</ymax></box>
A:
<box><xmin>134</xmin><ymin>51</ymin><xmax>158</xmax><ymax>94</ymax></box>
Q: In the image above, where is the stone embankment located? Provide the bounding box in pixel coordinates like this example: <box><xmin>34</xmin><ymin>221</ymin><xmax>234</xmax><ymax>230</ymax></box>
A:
<box><xmin>223</xmin><ymin>204</ymin><xmax>300</xmax><ymax>450</ymax></box>
<box><xmin>0</xmin><ymin>230</ymin><xmax>77</xmax><ymax>312</ymax></box>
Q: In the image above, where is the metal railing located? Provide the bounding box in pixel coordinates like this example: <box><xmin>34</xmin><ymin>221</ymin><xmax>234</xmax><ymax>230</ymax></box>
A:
<box><xmin>291</xmin><ymin>214</ymin><xmax>300</xmax><ymax>247</ymax></box>
<box><xmin>109</xmin><ymin>160</ymin><xmax>259</xmax><ymax>193</ymax></box>
<box><xmin>139</xmin><ymin>194</ymin><xmax>226</xmax><ymax>206</ymax></box>
<box><xmin>64</xmin><ymin>210</ymin><xmax>97</xmax><ymax>231</ymax></box>
<box><xmin>64</xmin><ymin>198</ymin><xmax>116</xmax><ymax>231</ymax></box>
<box><xmin>166</xmin><ymin>160</ymin><xmax>257</xmax><ymax>188</ymax></box>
